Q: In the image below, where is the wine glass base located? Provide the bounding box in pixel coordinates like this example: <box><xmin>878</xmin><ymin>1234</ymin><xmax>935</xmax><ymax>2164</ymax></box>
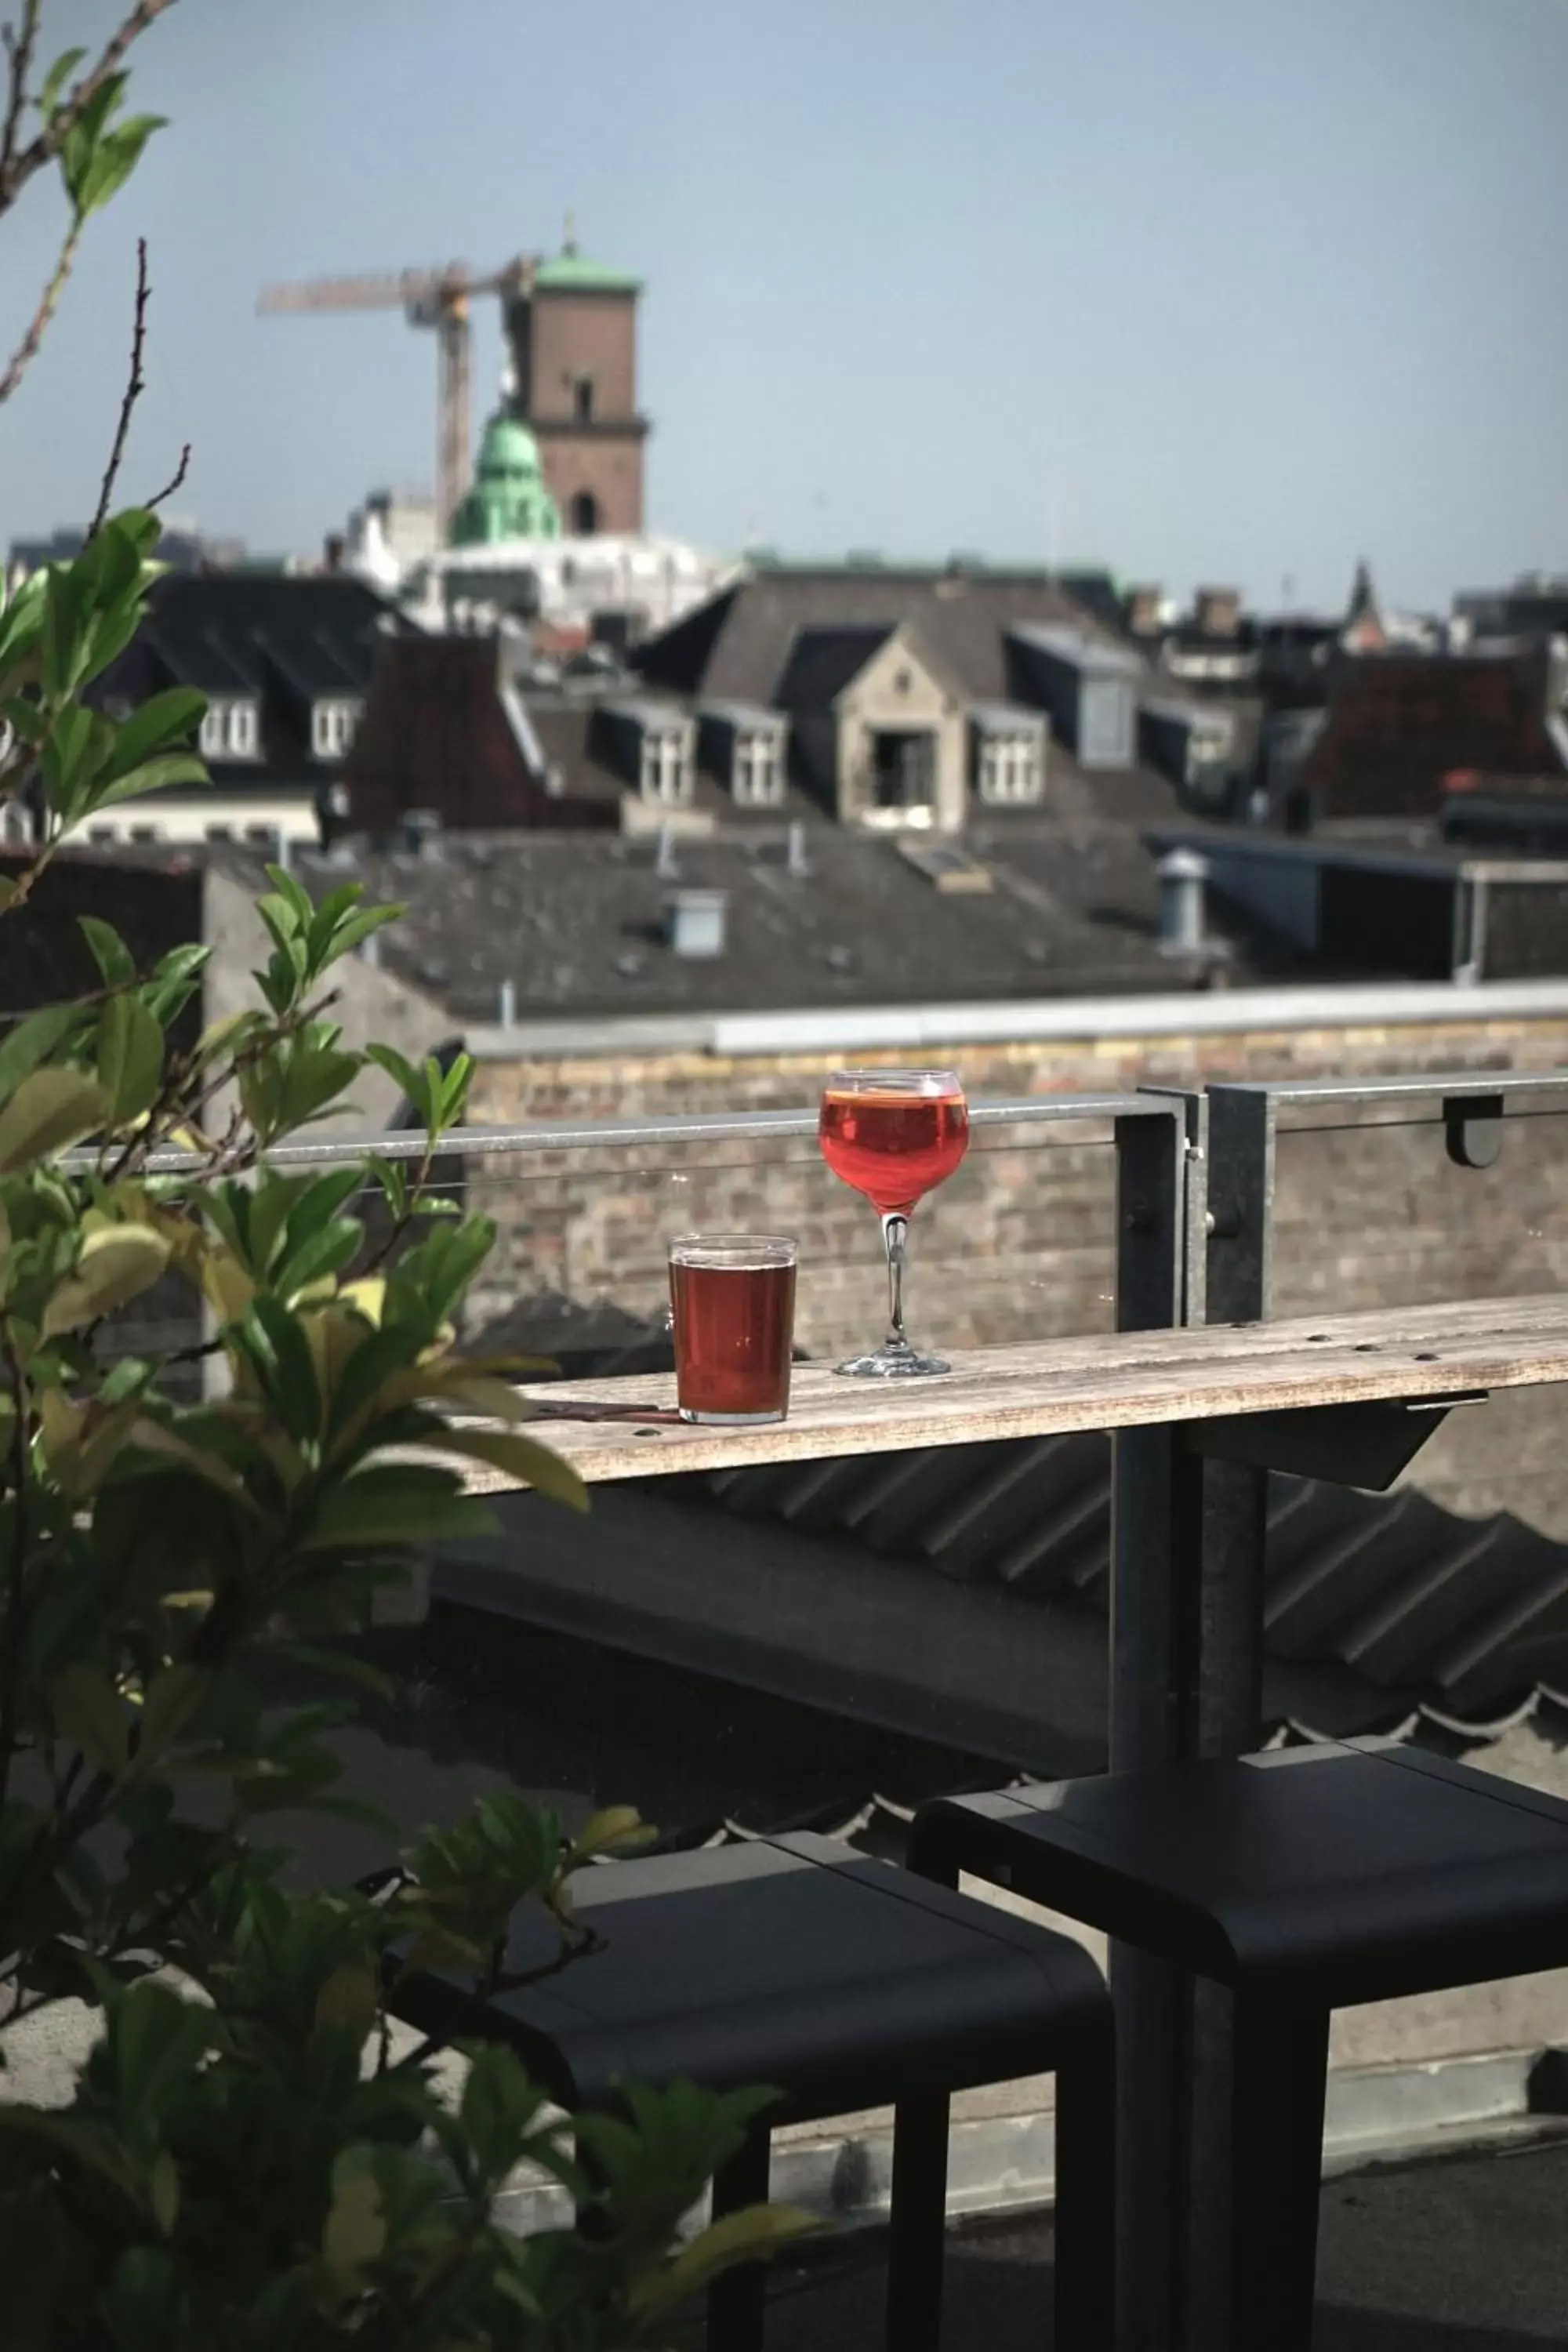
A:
<box><xmin>833</xmin><ymin>1347</ymin><xmax>952</xmax><ymax>1379</ymax></box>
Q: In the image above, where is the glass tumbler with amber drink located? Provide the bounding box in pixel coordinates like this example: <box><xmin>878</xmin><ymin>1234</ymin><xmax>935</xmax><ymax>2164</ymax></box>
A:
<box><xmin>668</xmin><ymin>1235</ymin><xmax>797</xmax><ymax>1424</ymax></box>
<box><xmin>818</xmin><ymin>1068</ymin><xmax>969</xmax><ymax>1375</ymax></box>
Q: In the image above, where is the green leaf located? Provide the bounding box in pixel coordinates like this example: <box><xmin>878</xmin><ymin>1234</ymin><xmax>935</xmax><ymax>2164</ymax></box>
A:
<box><xmin>570</xmin><ymin>1805</ymin><xmax>657</xmax><ymax>1864</ymax></box>
<box><xmin>137</xmin><ymin>1664</ymin><xmax>212</xmax><ymax>1762</ymax></box>
<box><xmin>75</xmin><ymin>114</ymin><xmax>166</xmax><ymax>220</ymax></box>
<box><xmin>42</xmin><ymin>1224</ymin><xmax>171</xmax><ymax>1335</ymax></box>
<box><xmin>421</xmin><ymin>1424</ymin><xmax>588</xmax><ymax>1513</ymax></box>
<box><xmin>365</xmin><ymin>1043</ymin><xmax>424</xmax><ymax>1116</ymax></box>
<box><xmin>148</xmin><ymin>2150</ymin><xmax>180</xmax><ymax>2237</ymax></box>
<box><xmin>0</xmin><ymin>1068</ymin><xmax>104</xmax><ymax>1171</ymax></box>
<box><xmin>634</xmin><ymin>2204</ymin><xmax>816</xmax><ymax>2317</ymax></box>
<box><xmin>78</xmin><ymin>916</ymin><xmax>135</xmax><ymax>986</ymax></box>
<box><xmin>240</xmin><ymin>1295</ymin><xmax>322</xmax><ymax>1443</ymax></box>
<box><xmin>314</xmin><ymin>1964</ymin><xmax>379</xmax><ymax>2037</ymax></box>
<box><xmin>49</xmin><ymin>1663</ymin><xmax>128</xmax><ymax>1772</ymax></box>
<box><xmin>0</xmin><ymin>1004</ymin><xmax>83</xmax><ymax>1106</ymax></box>
<box><xmin>85</xmin><ymin>753</ymin><xmax>209</xmax><ymax>812</ymax></box>
<box><xmin>96</xmin><ymin>994</ymin><xmax>164</xmax><ymax>1123</ymax></box>
<box><xmin>321</xmin><ymin>2167</ymin><xmax>387</xmax><ymax>2276</ymax></box>
<box><xmin>300</xmin><ymin>1465</ymin><xmax>497</xmax><ymax>1554</ymax></box>
<box><xmin>38</xmin><ymin>48</ymin><xmax>87</xmax><ymax>120</ymax></box>
<box><xmin>102</xmin><ymin>687</ymin><xmax>206</xmax><ymax>782</ymax></box>
<box><xmin>38</xmin><ymin>564</ymin><xmax>87</xmax><ymax>699</ymax></box>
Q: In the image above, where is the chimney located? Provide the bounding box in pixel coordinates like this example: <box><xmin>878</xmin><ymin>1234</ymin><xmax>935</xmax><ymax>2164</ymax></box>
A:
<box><xmin>1124</xmin><ymin>584</ymin><xmax>1163</xmax><ymax>637</ymax></box>
<box><xmin>1193</xmin><ymin>586</ymin><xmax>1242</xmax><ymax>640</ymax></box>
<box><xmin>665</xmin><ymin>889</ymin><xmax>728</xmax><ymax>959</ymax></box>
<box><xmin>323</xmin><ymin>533</ymin><xmax>345</xmax><ymax>574</ymax></box>
<box><xmin>1156</xmin><ymin>848</ymin><xmax>1208</xmax><ymax>953</ymax></box>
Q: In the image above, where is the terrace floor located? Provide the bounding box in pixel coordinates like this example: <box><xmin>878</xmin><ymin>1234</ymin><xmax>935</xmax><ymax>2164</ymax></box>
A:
<box><xmin>753</xmin><ymin>2136</ymin><xmax>1568</xmax><ymax>2350</ymax></box>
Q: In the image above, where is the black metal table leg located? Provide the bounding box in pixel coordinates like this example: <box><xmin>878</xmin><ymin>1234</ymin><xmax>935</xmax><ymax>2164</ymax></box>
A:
<box><xmin>707</xmin><ymin>2125</ymin><xmax>772</xmax><ymax>2352</ymax></box>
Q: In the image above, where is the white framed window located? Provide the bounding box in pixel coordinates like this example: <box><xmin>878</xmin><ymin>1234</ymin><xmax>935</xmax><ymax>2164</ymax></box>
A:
<box><xmin>733</xmin><ymin>731</ymin><xmax>782</xmax><ymax>807</ymax></box>
<box><xmin>640</xmin><ymin>730</ymin><xmax>691</xmax><ymax>804</ymax></box>
<box><xmin>978</xmin><ymin>733</ymin><xmax>1040</xmax><ymax>804</ymax></box>
<box><xmin>199</xmin><ymin>699</ymin><xmax>260</xmax><ymax>760</ymax></box>
<box><xmin>310</xmin><ymin>697</ymin><xmax>363</xmax><ymax>760</ymax></box>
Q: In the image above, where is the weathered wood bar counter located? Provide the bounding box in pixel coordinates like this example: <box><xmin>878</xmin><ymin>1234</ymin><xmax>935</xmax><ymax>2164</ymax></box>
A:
<box><xmin>457</xmin><ymin>1290</ymin><xmax>1568</xmax><ymax>1488</ymax></box>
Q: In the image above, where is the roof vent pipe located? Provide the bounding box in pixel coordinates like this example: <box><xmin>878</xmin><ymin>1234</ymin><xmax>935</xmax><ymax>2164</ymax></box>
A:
<box><xmin>498</xmin><ymin>978</ymin><xmax>517</xmax><ymax>1028</ymax></box>
<box><xmin>1157</xmin><ymin>848</ymin><xmax>1208</xmax><ymax>953</ymax></box>
<box><xmin>654</xmin><ymin>821</ymin><xmax>679</xmax><ymax>880</ymax></box>
<box><xmin>786</xmin><ymin>821</ymin><xmax>810</xmax><ymax>878</ymax></box>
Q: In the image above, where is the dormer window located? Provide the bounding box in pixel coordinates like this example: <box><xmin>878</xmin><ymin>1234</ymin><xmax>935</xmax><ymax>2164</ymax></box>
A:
<box><xmin>311</xmin><ymin>697</ymin><xmax>363</xmax><ymax>760</ymax></box>
<box><xmin>199</xmin><ymin>699</ymin><xmax>260</xmax><ymax>760</ymax></box>
<box><xmin>978</xmin><ymin>734</ymin><xmax>1040</xmax><ymax>804</ymax></box>
<box><xmin>641</xmin><ymin>728</ymin><xmax>691</xmax><ymax>805</ymax></box>
<box><xmin>734</xmin><ymin>729</ymin><xmax>784</xmax><ymax>807</ymax></box>
<box><xmin>971</xmin><ymin>707</ymin><xmax>1046</xmax><ymax>806</ymax></box>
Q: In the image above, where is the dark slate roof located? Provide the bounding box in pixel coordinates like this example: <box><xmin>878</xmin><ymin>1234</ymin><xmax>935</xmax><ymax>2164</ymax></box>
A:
<box><xmin>271</xmin><ymin>812</ymin><xmax>1254</xmax><ymax>1021</ymax></box>
<box><xmin>774</xmin><ymin>624</ymin><xmax>895</xmax><ymax>709</ymax></box>
<box><xmin>636</xmin><ymin>568</ymin><xmax>1192</xmax><ymax>824</ymax></box>
<box><xmin>637</xmin><ymin>567</ymin><xmax>1137</xmax><ymax>708</ymax></box>
<box><xmin>96</xmin><ymin>572</ymin><xmax>412</xmax><ymax>793</ymax></box>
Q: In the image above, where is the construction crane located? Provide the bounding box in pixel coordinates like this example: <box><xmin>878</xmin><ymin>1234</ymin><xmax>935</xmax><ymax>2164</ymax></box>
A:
<box><xmin>257</xmin><ymin>258</ymin><xmax>534</xmax><ymax>542</ymax></box>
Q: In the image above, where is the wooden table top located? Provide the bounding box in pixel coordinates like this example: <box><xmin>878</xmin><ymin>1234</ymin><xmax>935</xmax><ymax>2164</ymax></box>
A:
<box><xmin>445</xmin><ymin>1291</ymin><xmax>1568</xmax><ymax>1492</ymax></box>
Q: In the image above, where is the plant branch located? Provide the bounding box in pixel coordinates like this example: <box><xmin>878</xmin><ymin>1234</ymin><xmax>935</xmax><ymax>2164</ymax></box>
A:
<box><xmin>87</xmin><ymin>237</ymin><xmax>191</xmax><ymax>533</ymax></box>
<box><xmin>0</xmin><ymin>207</ymin><xmax>81</xmax><ymax>405</ymax></box>
<box><xmin>0</xmin><ymin>1334</ymin><xmax>31</xmax><ymax>1809</ymax></box>
<box><xmin>89</xmin><ymin>233</ymin><xmax>149</xmax><ymax>532</ymax></box>
<box><xmin>143</xmin><ymin>435</ymin><xmax>189</xmax><ymax>512</ymax></box>
<box><xmin>0</xmin><ymin>0</ymin><xmax>41</xmax><ymax>187</ymax></box>
<box><xmin>0</xmin><ymin>0</ymin><xmax>181</xmax><ymax>218</ymax></box>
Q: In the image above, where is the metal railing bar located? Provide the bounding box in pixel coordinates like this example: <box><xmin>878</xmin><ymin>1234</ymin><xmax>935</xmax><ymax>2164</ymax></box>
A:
<box><xmin>64</xmin><ymin>1092</ymin><xmax>1175</xmax><ymax>1177</ymax></box>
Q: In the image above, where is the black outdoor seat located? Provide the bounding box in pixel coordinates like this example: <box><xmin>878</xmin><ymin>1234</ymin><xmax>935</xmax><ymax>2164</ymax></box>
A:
<box><xmin>390</xmin><ymin>1828</ymin><xmax>1115</xmax><ymax>2351</ymax></box>
<box><xmin>910</xmin><ymin>1737</ymin><xmax>1568</xmax><ymax>2352</ymax></box>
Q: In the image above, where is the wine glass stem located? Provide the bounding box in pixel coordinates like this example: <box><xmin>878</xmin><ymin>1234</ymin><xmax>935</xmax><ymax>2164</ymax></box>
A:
<box><xmin>880</xmin><ymin>1212</ymin><xmax>911</xmax><ymax>1352</ymax></box>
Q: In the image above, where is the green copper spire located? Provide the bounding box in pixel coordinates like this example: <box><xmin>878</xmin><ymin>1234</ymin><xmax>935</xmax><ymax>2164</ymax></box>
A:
<box><xmin>449</xmin><ymin>408</ymin><xmax>561</xmax><ymax>546</ymax></box>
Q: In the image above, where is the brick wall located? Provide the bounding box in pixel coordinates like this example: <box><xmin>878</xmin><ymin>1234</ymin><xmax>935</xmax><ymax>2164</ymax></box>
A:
<box><xmin>467</xmin><ymin>1010</ymin><xmax>1568</xmax><ymax>1527</ymax></box>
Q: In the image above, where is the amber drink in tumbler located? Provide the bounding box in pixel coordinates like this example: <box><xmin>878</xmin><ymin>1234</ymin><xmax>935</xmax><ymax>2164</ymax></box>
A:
<box><xmin>668</xmin><ymin>1236</ymin><xmax>797</xmax><ymax>1425</ymax></box>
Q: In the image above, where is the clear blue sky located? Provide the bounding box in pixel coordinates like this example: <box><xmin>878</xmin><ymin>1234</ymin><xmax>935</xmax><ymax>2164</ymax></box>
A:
<box><xmin>4</xmin><ymin>0</ymin><xmax>1566</xmax><ymax>611</ymax></box>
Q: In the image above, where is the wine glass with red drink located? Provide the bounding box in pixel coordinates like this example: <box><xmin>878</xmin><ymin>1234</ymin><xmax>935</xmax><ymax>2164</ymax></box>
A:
<box><xmin>818</xmin><ymin>1067</ymin><xmax>969</xmax><ymax>1376</ymax></box>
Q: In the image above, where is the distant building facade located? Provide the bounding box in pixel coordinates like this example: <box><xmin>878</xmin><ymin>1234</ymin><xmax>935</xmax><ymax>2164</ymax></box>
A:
<box><xmin>343</xmin><ymin>562</ymin><xmax>1201</xmax><ymax>840</ymax></box>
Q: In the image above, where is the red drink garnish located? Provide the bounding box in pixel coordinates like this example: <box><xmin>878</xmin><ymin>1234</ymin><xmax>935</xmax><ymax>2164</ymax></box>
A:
<box><xmin>818</xmin><ymin>1087</ymin><xmax>970</xmax><ymax>1216</ymax></box>
<box><xmin>669</xmin><ymin>1256</ymin><xmax>797</xmax><ymax>1421</ymax></box>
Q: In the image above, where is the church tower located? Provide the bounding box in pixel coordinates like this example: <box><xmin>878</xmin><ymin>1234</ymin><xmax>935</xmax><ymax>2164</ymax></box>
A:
<box><xmin>503</xmin><ymin>220</ymin><xmax>648</xmax><ymax>536</ymax></box>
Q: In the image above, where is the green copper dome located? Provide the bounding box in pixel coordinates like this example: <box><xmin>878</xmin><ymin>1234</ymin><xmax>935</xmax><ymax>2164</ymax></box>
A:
<box><xmin>449</xmin><ymin>409</ymin><xmax>561</xmax><ymax>546</ymax></box>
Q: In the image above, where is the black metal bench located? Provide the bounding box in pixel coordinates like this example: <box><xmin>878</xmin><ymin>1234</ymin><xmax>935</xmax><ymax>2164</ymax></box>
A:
<box><xmin>393</xmin><ymin>1829</ymin><xmax>1116</xmax><ymax>2350</ymax></box>
<box><xmin>910</xmin><ymin>1738</ymin><xmax>1568</xmax><ymax>2352</ymax></box>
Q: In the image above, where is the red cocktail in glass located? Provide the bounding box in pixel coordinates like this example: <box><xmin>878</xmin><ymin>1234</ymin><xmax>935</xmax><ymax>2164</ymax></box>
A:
<box><xmin>818</xmin><ymin>1068</ymin><xmax>968</xmax><ymax>1375</ymax></box>
<box><xmin>668</xmin><ymin>1234</ymin><xmax>797</xmax><ymax>1424</ymax></box>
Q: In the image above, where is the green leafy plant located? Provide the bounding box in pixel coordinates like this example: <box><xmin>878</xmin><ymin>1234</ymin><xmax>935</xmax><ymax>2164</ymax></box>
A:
<box><xmin>0</xmin><ymin>9</ymin><xmax>804</xmax><ymax>2339</ymax></box>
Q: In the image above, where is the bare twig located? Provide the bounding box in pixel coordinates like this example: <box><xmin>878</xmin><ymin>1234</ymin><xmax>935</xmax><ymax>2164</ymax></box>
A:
<box><xmin>88</xmin><ymin>238</ymin><xmax>192</xmax><ymax>530</ymax></box>
<box><xmin>143</xmin><ymin>436</ymin><xmax>190</xmax><ymax>512</ymax></box>
<box><xmin>0</xmin><ymin>209</ymin><xmax>80</xmax><ymax>405</ymax></box>
<box><xmin>0</xmin><ymin>0</ymin><xmax>181</xmax><ymax>219</ymax></box>
<box><xmin>0</xmin><ymin>0</ymin><xmax>42</xmax><ymax>187</ymax></box>
<box><xmin>89</xmin><ymin>232</ymin><xmax>151</xmax><ymax>530</ymax></box>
